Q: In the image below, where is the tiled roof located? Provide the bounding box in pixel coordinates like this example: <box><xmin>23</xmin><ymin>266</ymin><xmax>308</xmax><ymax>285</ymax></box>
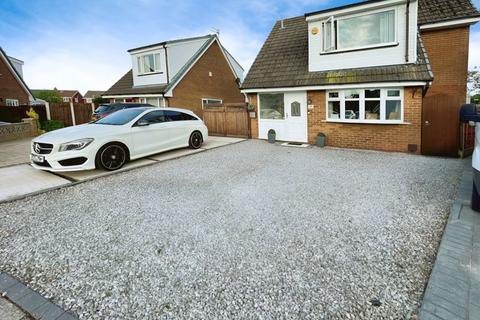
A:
<box><xmin>418</xmin><ymin>0</ymin><xmax>480</xmax><ymax>25</ymax></box>
<box><xmin>241</xmin><ymin>17</ymin><xmax>433</xmax><ymax>90</ymax></box>
<box><xmin>83</xmin><ymin>90</ymin><xmax>104</xmax><ymax>98</ymax></box>
<box><xmin>102</xmin><ymin>70</ymin><xmax>168</xmax><ymax>96</ymax></box>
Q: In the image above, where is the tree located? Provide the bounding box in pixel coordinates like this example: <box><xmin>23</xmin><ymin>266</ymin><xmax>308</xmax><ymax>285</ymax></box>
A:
<box><xmin>34</xmin><ymin>89</ymin><xmax>62</xmax><ymax>103</ymax></box>
<box><xmin>468</xmin><ymin>68</ymin><xmax>480</xmax><ymax>94</ymax></box>
<box><xmin>93</xmin><ymin>97</ymin><xmax>109</xmax><ymax>104</ymax></box>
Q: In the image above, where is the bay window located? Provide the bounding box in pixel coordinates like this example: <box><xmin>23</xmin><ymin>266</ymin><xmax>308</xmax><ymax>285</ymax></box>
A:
<box><xmin>326</xmin><ymin>88</ymin><xmax>403</xmax><ymax>123</ymax></box>
<box><xmin>137</xmin><ymin>53</ymin><xmax>162</xmax><ymax>74</ymax></box>
<box><xmin>322</xmin><ymin>9</ymin><xmax>396</xmax><ymax>53</ymax></box>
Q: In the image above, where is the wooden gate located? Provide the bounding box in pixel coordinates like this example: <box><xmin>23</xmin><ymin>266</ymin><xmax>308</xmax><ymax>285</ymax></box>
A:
<box><xmin>203</xmin><ymin>103</ymin><xmax>249</xmax><ymax>138</ymax></box>
<box><xmin>422</xmin><ymin>94</ymin><xmax>464</xmax><ymax>157</ymax></box>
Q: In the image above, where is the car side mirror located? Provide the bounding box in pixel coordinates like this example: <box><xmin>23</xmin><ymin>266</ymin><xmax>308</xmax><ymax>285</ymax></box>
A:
<box><xmin>136</xmin><ymin>119</ymin><xmax>150</xmax><ymax>127</ymax></box>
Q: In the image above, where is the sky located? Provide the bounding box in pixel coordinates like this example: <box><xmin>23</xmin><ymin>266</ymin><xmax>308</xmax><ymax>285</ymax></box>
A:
<box><xmin>1</xmin><ymin>0</ymin><xmax>479</xmax><ymax>94</ymax></box>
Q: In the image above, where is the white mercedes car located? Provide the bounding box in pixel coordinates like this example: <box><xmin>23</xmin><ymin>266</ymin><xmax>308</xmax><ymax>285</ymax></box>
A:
<box><xmin>31</xmin><ymin>107</ymin><xmax>208</xmax><ymax>172</ymax></box>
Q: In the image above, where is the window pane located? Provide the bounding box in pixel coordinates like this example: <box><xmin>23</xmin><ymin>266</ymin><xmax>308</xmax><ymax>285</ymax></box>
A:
<box><xmin>323</xmin><ymin>20</ymin><xmax>332</xmax><ymax>51</ymax></box>
<box><xmin>260</xmin><ymin>94</ymin><xmax>284</xmax><ymax>119</ymax></box>
<box><xmin>387</xmin><ymin>90</ymin><xmax>400</xmax><ymax>97</ymax></box>
<box><xmin>329</xmin><ymin>92</ymin><xmax>339</xmax><ymax>98</ymax></box>
<box><xmin>291</xmin><ymin>101</ymin><xmax>301</xmax><ymax>117</ymax></box>
<box><xmin>137</xmin><ymin>57</ymin><xmax>142</xmax><ymax>74</ymax></box>
<box><xmin>328</xmin><ymin>101</ymin><xmax>340</xmax><ymax>119</ymax></box>
<box><xmin>338</xmin><ymin>10</ymin><xmax>395</xmax><ymax>49</ymax></box>
<box><xmin>143</xmin><ymin>54</ymin><xmax>155</xmax><ymax>73</ymax></box>
<box><xmin>345</xmin><ymin>101</ymin><xmax>359</xmax><ymax>119</ymax></box>
<box><xmin>365</xmin><ymin>89</ymin><xmax>380</xmax><ymax>98</ymax></box>
<box><xmin>365</xmin><ymin>100</ymin><xmax>380</xmax><ymax>120</ymax></box>
<box><xmin>345</xmin><ymin>90</ymin><xmax>360</xmax><ymax>99</ymax></box>
<box><xmin>386</xmin><ymin>100</ymin><xmax>401</xmax><ymax>120</ymax></box>
<box><xmin>154</xmin><ymin>53</ymin><xmax>161</xmax><ymax>71</ymax></box>
<box><xmin>165</xmin><ymin>110</ymin><xmax>184</xmax><ymax>121</ymax></box>
<box><xmin>141</xmin><ymin>111</ymin><xmax>166</xmax><ymax>124</ymax></box>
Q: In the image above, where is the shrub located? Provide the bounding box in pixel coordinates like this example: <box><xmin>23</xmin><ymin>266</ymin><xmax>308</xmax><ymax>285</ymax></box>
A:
<box><xmin>42</xmin><ymin>120</ymin><xmax>64</xmax><ymax>132</ymax></box>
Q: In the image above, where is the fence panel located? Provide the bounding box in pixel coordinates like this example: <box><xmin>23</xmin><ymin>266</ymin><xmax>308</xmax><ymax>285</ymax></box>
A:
<box><xmin>49</xmin><ymin>103</ymin><xmax>73</xmax><ymax>126</ymax></box>
<box><xmin>74</xmin><ymin>103</ymin><xmax>93</xmax><ymax>124</ymax></box>
<box><xmin>0</xmin><ymin>105</ymin><xmax>47</xmax><ymax>123</ymax></box>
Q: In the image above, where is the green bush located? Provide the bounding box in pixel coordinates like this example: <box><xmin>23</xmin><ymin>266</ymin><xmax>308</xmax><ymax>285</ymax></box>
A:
<box><xmin>42</xmin><ymin>120</ymin><xmax>64</xmax><ymax>132</ymax></box>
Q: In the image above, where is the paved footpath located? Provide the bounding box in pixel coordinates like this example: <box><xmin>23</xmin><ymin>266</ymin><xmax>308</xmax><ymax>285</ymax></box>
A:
<box><xmin>419</xmin><ymin>160</ymin><xmax>480</xmax><ymax>320</ymax></box>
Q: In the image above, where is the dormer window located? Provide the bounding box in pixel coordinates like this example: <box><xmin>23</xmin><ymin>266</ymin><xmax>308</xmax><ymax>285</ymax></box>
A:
<box><xmin>322</xmin><ymin>9</ymin><xmax>396</xmax><ymax>53</ymax></box>
<box><xmin>137</xmin><ymin>53</ymin><xmax>161</xmax><ymax>75</ymax></box>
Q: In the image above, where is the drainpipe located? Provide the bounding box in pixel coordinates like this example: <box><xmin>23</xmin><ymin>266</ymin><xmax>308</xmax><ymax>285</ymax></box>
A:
<box><xmin>163</xmin><ymin>43</ymin><xmax>170</xmax><ymax>83</ymax></box>
<box><xmin>405</xmin><ymin>0</ymin><xmax>410</xmax><ymax>63</ymax></box>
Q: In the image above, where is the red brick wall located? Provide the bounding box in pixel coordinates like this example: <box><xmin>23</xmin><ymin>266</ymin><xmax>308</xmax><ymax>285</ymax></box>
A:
<box><xmin>306</xmin><ymin>88</ymin><xmax>423</xmax><ymax>153</ymax></box>
<box><xmin>421</xmin><ymin>27</ymin><xmax>469</xmax><ymax>101</ymax></box>
<box><xmin>0</xmin><ymin>55</ymin><xmax>29</xmax><ymax>106</ymax></box>
<box><xmin>167</xmin><ymin>41</ymin><xmax>244</xmax><ymax>117</ymax></box>
<box><xmin>247</xmin><ymin>88</ymin><xmax>423</xmax><ymax>153</ymax></box>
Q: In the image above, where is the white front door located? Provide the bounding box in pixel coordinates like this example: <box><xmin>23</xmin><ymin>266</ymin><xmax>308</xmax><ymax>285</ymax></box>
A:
<box><xmin>283</xmin><ymin>92</ymin><xmax>308</xmax><ymax>142</ymax></box>
<box><xmin>258</xmin><ymin>91</ymin><xmax>308</xmax><ymax>143</ymax></box>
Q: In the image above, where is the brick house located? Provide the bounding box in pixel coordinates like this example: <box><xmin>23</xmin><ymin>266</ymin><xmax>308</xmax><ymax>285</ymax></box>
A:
<box><xmin>102</xmin><ymin>34</ymin><xmax>245</xmax><ymax>117</ymax></box>
<box><xmin>241</xmin><ymin>0</ymin><xmax>480</xmax><ymax>155</ymax></box>
<box><xmin>57</xmin><ymin>90</ymin><xmax>83</xmax><ymax>103</ymax></box>
<box><xmin>83</xmin><ymin>90</ymin><xmax>104</xmax><ymax>103</ymax></box>
<box><xmin>0</xmin><ymin>47</ymin><xmax>34</xmax><ymax>106</ymax></box>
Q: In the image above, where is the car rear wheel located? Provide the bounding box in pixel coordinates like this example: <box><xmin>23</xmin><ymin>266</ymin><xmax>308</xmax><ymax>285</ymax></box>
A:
<box><xmin>96</xmin><ymin>143</ymin><xmax>128</xmax><ymax>171</ymax></box>
<box><xmin>189</xmin><ymin>131</ymin><xmax>203</xmax><ymax>149</ymax></box>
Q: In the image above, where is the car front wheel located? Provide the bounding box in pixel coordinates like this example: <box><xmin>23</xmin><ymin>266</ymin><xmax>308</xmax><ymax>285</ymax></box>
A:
<box><xmin>96</xmin><ymin>143</ymin><xmax>128</xmax><ymax>171</ymax></box>
<box><xmin>189</xmin><ymin>131</ymin><xmax>203</xmax><ymax>149</ymax></box>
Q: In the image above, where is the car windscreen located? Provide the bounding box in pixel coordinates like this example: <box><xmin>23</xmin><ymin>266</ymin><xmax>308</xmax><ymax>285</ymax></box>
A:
<box><xmin>95</xmin><ymin>109</ymin><xmax>146</xmax><ymax>125</ymax></box>
<box><xmin>95</xmin><ymin>105</ymin><xmax>111</xmax><ymax>113</ymax></box>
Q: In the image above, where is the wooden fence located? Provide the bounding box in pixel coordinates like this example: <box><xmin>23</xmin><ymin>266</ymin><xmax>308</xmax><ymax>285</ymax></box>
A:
<box><xmin>0</xmin><ymin>102</ymin><xmax>96</xmax><ymax>127</ymax></box>
<box><xmin>203</xmin><ymin>103</ymin><xmax>250</xmax><ymax>138</ymax></box>
<box><xmin>0</xmin><ymin>105</ymin><xmax>47</xmax><ymax>123</ymax></box>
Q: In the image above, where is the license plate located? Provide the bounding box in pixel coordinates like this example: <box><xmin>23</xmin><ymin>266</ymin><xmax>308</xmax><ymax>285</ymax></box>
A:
<box><xmin>31</xmin><ymin>154</ymin><xmax>44</xmax><ymax>163</ymax></box>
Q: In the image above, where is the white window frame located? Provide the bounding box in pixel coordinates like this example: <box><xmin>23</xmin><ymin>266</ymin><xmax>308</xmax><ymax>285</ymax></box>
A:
<box><xmin>5</xmin><ymin>99</ymin><xmax>19</xmax><ymax>106</ymax></box>
<box><xmin>321</xmin><ymin>8</ymin><xmax>398</xmax><ymax>54</ymax></box>
<box><xmin>326</xmin><ymin>88</ymin><xmax>404</xmax><ymax>124</ymax></box>
<box><xmin>137</xmin><ymin>53</ymin><xmax>162</xmax><ymax>75</ymax></box>
<box><xmin>201</xmin><ymin>98</ymin><xmax>223</xmax><ymax>109</ymax></box>
<box><xmin>63</xmin><ymin>97</ymin><xmax>69</xmax><ymax>102</ymax></box>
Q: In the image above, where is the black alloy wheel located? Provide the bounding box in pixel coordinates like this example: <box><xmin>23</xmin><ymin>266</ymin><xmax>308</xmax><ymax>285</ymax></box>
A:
<box><xmin>97</xmin><ymin>144</ymin><xmax>127</xmax><ymax>171</ymax></box>
<box><xmin>189</xmin><ymin>131</ymin><xmax>203</xmax><ymax>149</ymax></box>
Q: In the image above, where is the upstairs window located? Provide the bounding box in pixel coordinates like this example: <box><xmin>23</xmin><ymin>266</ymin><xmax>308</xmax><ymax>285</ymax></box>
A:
<box><xmin>322</xmin><ymin>9</ymin><xmax>396</xmax><ymax>53</ymax></box>
<box><xmin>138</xmin><ymin>53</ymin><xmax>161</xmax><ymax>74</ymax></box>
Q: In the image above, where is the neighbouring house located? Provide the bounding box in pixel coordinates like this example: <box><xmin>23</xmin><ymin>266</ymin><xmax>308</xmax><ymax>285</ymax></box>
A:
<box><xmin>242</xmin><ymin>0</ymin><xmax>480</xmax><ymax>156</ymax></box>
<box><xmin>102</xmin><ymin>34</ymin><xmax>245</xmax><ymax>117</ymax></box>
<box><xmin>32</xmin><ymin>89</ymin><xmax>83</xmax><ymax>103</ymax></box>
<box><xmin>83</xmin><ymin>90</ymin><xmax>104</xmax><ymax>103</ymax></box>
<box><xmin>0</xmin><ymin>47</ymin><xmax>34</xmax><ymax>106</ymax></box>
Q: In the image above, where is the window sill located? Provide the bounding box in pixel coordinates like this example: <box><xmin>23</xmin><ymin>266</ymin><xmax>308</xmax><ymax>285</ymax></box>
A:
<box><xmin>323</xmin><ymin>119</ymin><xmax>410</xmax><ymax>125</ymax></box>
<box><xmin>320</xmin><ymin>42</ymin><xmax>399</xmax><ymax>55</ymax></box>
<box><xmin>138</xmin><ymin>71</ymin><xmax>163</xmax><ymax>76</ymax></box>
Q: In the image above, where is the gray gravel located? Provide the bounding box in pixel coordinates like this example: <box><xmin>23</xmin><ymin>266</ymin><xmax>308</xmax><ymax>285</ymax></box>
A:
<box><xmin>0</xmin><ymin>140</ymin><xmax>463</xmax><ymax>319</ymax></box>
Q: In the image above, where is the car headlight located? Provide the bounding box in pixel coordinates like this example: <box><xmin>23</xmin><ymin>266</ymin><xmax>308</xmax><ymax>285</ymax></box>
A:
<box><xmin>59</xmin><ymin>138</ymin><xmax>94</xmax><ymax>152</ymax></box>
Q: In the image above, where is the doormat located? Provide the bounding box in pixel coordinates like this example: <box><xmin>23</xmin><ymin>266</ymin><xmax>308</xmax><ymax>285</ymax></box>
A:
<box><xmin>280</xmin><ymin>142</ymin><xmax>310</xmax><ymax>148</ymax></box>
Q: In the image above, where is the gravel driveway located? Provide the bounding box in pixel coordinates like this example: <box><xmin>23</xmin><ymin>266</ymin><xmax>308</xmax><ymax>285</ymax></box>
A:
<box><xmin>0</xmin><ymin>141</ymin><xmax>462</xmax><ymax>319</ymax></box>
